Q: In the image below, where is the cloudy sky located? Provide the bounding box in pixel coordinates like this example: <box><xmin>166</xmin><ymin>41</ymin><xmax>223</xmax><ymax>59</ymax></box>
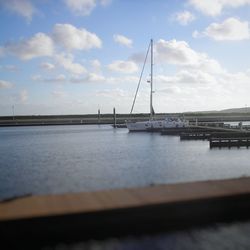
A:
<box><xmin>1</xmin><ymin>0</ymin><xmax>250</xmax><ymax>115</ymax></box>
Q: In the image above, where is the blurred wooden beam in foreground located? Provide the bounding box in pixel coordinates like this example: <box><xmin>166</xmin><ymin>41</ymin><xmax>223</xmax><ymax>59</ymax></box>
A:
<box><xmin>1</xmin><ymin>177</ymin><xmax>250</xmax><ymax>246</ymax></box>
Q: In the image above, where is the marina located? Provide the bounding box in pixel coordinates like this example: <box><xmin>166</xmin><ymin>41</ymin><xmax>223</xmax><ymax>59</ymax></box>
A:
<box><xmin>1</xmin><ymin>0</ymin><xmax>250</xmax><ymax>248</ymax></box>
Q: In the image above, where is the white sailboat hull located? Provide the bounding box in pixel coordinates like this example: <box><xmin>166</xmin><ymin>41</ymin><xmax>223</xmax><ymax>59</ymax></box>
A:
<box><xmin>126</xmin><ymin>118</ymin><xmax>189</xmax><ymax>132</ymax></box>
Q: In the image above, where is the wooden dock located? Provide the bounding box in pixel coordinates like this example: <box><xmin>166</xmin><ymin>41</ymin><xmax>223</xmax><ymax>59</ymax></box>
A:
<box><xmin>161</xmin><ymin>125</ymin><xmax>248</xmax><ymax>136</ymax></box>
<box><xmin>160</xmin><ymin>127</ymin><xmax>205</xmax><ymax>135</ymax></box>
<box><xmin>210</xmin><ymin>137</ymin><xmax>250</xmax><ymax>148</ymax></box>
<box><xmin>1</xmin><ymin>177</ymin><xmax>250</xmax><ymax>247</ymax></box>
<box><xmin>180</xmin><ymin>131</ymin><xmax>250</xmax><ymax>140</ymax></box>
<box><xmin>180</xmin><ymin>132</ymin><xmax>212</xmax><ymax>140</ymax></box>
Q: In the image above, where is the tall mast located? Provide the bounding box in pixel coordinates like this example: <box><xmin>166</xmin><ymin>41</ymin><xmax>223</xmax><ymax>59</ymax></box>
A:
<box><xmin>150</xmin><ymin>39</ymin><xmax>153</xmax><ymax>120</ymax></box>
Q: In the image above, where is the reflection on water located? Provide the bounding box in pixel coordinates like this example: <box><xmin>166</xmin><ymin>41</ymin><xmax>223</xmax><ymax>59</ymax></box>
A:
<box><xmin>0</xmin><ymin>125</ymin><xmax>249</xmax><ymax>199</ymax></box>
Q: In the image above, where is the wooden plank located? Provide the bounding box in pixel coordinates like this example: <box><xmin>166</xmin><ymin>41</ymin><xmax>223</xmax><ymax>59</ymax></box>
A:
<box><xmin>1</xmin><ymin>177</ymin><xmax>250</xmax><ymax>222</ymax></box>
<box><xmin>1</xmin><ymin>177</ymin><xmax>250</xmax><ymax>246</ymax></box>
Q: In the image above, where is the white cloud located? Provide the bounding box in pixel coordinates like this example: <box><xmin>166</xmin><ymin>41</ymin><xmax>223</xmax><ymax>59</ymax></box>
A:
<box><xmin>1</xmin><ymin>24</ymin><xmax>101</xmax><ymax>61</ymax></box>
<box><xmin>4</xmin><ymin>33</ymin><xmax>54</xmax><ymax>60</ymax></box>
<box><xmin>150</xmin><ymin>38</ymin><xmax>250</xmax><ymax>111</ymax></box>
<box><xmin>19</xmin><ymin>90</ymin><xmax>28</xmax><ymax>103</ymax></box>
<box><xmin>189</xmin><ymin>0</ymin><xmax>250</xmax><ymax>16</ymax></box>
<box><xmin>90</xmin><ymin>59</ymin><xmax>101</xmax><ymax>72</ymax></box>
<box><xmin>64</xmin><ymin>0</ymin><xmax>112</xmax><ymax>16</ymax></box>
<box><xmin>52</xmin><ymin>23</ymin><xmax>102</xmax><ymax>51</ymax></box>
<box><xmin>155</xmin><ymin>39</ymin><xmax>223</xmax><ymax>73</ymax></box>
<box><xmin>106</xmin><ymin>76</ymin><xmax>138</xmax><ymax>84</ymax></box>
<box><xmin>0</xmin><ymin>65</ymin><xmax>18</xmax><ymax>72</ymax></box>
<box><xmin>33</xmin><ymin>70</ymin><xmax>137</xmax><ymax>85</ymax></box>
<box><xmin>52</xmin><ymin>89</ymin><xmax>67</xmax><ymax>98</ymax></box>
<box><xmin>174</xmin><ymin>11</ymin><xmax>195</xmax><ymax>25</ymax></box>
<box><xmin>96</xmin><ymin>88</ymin><xmax>128</xmax><ymax>98</ymax></box>
<box><xmin>113</xmin><ymin>34</ymin><xmax>133</xmax><ymax>48</ymax></box>
<box><xmin>40</xmin><ymin>62</ymin><xmax>55</xmax><ymax>70</ymax></box>
<box><xmin>192</xmin><ymin>30</ymin><xmax>200</xmax><ymax>38</ymax></box>
<box><xmin>152</xmin><ymin>67</ymin><xmax>250</xmax><ymax>112</ymax></box>
<box><xmin>54</xmin><ymin>53</ymin><xmax>86</xmax><ymax>75</ymax></box>
<box><xmin>32</xmin><ymin>74</ymin><xmax>67</xmax><ymax>83</ymax></box>
<box><xmin>86</xmin><ymin>73</ymin><xmax>105</xmax><ymax>82</ymax></box>
<box><xmin>199</xmin><ymin>18</ymin><xmax>250</xmax><ymax>41</ymax></box>
<box><xmin>0</xmin><ymin>0</ymin><xmax>36</xmax><ymax>21</ymax></box>
<box><xmin>108</xmin><ymin>60</ymin><xmax>138</xmax><ymax>74</ymax></box>
<box><xmin>0</xmin><ymin>80</ymin><xmax>13</xmax><ymax>89</ymax></box>
<box><xmin>54</xmin><ymin>74</ymin><xmax>67</xmax><ymax>82</ymax></box>
<box><xmin>129</xmin><ymin>52</ymin><xmax>145</xmax><ymax>63</ymax></box>
<box><xmin>70</xmin><ymin>73</ymin><xmax>138</xmax><ymax>85</ymax></box>
<box><xmin>64</xmin><ymin>0</ymin><xmax>97</xmax><ymax>16</ymax></box>
<box><xmin>155</xmin><ymin>70</ymin><xmax>216</xmax><ymax>86</ymax></box>
<box><xmin>0</xmin><ymin>47</ymin><xmax>5</xmax><ymax>57</ymax></box>
<box><xmin>99</xmin><ymin>0</ymin><xmax>112</xmax><ymax>6</ymax></box>
<box><xmin>71</xmin><ymin>73</ymin><xmax>105</xmax><ymax>83</ymax></box>
<box><xmin>31</xmin><ymin>74</ymin><xmax>42</xmax><ymax>81</ymax></box>
<box><xmin>155</xmin><ymin>39</ymin><xmax>199</xmax><ymax>65</ymax></box>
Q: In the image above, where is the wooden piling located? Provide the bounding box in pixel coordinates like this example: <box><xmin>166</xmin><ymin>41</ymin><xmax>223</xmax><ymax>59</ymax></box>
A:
<box><xmin>98</xmin><ymin>109</ymin><xmax>100</xmax><ymax>124</ymax></box>
<box><xmin>113</xmin><ymin>107</ymin><xmax>116</xmax><ymax>128</ymax></box>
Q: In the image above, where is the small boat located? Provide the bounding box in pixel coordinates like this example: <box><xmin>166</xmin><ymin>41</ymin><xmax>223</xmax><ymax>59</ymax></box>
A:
<box><xmin>126</xmin><ymin>39</ymin><xmax>188</xmax><ymax>132</ymax></box>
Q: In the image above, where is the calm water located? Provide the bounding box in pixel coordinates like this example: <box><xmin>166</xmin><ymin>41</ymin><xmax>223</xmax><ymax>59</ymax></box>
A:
<box><xmin>0</xmin><ymin>125</ymin><xmax>250</xmax><ymax>199</ymax></box>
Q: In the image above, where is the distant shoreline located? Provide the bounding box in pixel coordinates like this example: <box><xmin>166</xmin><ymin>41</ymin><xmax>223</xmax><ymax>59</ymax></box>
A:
<box><xmin>0</xmin><ymin>112</ymin><xmax>250</xmax><ymax>127</ymax></box>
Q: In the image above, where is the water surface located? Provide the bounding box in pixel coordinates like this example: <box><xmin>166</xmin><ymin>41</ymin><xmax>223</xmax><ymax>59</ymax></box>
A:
<box><xmin>0</xmin><ymin>125</ymin><xmax>249</xmax><ymax>199</ymax></box>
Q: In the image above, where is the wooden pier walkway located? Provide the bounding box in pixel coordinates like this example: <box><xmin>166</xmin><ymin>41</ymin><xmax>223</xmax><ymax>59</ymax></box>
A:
<box><xmin>180</xmin><ymin>132</ymin><xmax>212</xmax><ymax>140</ymax></box>
<box><xmin>210</xmin><ymin>137</ymin><xmax>250</xmax><ymax>148</ymax></box>
<box><xmin>1</xmin><ymin>177</ymin><xmax>250</xmax><ymax>246</ymax></box>
<box><xmin>161</xmin><ymin>125</ymin><xmax>247</xmax><ymax>136</ymax></box>
<box><xmin>180</xmin><ymin>131</ymin><xmax>250</xmax><ymax>140</ymax></box>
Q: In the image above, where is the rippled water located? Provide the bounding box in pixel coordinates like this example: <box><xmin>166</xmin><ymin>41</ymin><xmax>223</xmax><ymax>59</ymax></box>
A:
<box><xmin>0</xmin><ymin>125</ymin><xmax>249</xmax><ymax>199</ymax></box>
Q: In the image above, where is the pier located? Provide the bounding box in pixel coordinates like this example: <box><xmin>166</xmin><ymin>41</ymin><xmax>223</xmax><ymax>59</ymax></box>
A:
<box><xmin>161</xmin><ymin>125</ymin><xmax>250</xmax><ymax>149</ymax></box>
<box><xmin>210</xmin><ymin>138</ymin><xmax>250</xmax><ymax>148</ymax></box>
<box><xmin>1</xmin><ymin>177</ymin><xmax>250</xmax><ymax>247</ymax></box>
<box><xmin>180</xmin><ymin>132</ymin><xmax>212</xmax><ymax>140</ymax></box>
<box><xmin>162</xmin><ymin>125</ymin><xmax>250</xmax><ymax>135</ymax></box>
<box><xmin>180</xmin><ymin>131</ymin><xmax>250</xmax><ymax>140</ymax></box>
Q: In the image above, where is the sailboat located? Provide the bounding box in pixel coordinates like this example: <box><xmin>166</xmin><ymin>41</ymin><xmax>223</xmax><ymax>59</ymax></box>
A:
<box><xmin>126</xmin><ymin>39</ymin><xmax>189</xmax><ymax>132</ymax></box>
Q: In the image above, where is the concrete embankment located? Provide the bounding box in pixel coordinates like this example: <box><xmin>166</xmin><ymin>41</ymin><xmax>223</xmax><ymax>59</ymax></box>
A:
<box><xmin>1</xmin><ymin>177</ymin><xmax>250</xmax><ymax>246</ymax></box>
<box><xmin>1</xmin><ymin>112</ymin><xmax>250</xmax><ymax>127</ymax></box>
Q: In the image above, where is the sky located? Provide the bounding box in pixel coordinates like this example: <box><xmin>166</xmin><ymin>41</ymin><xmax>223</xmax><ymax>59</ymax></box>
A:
<box><xmin>0</xmin><ymin>0</ymin><xmax>250</xmax><ymax>116</ymax></box>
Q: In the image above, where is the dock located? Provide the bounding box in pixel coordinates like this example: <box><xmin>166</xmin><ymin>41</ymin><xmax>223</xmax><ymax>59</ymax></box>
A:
<box><xmin>1</xmin><ymin>177</ymin><xmax>250</xmax><ymax>247</ymax></box>
<box><xmin>160</xmin><ymin>125</ymin><xmax>250</xmax><ymax>149</ymax></box>
<box><xmin>210</xmin><ymin>138</ymin><xmax>250</xmax><ymax>148</ymax></box>
<box><xmin>180</xmin><ymin>132</ymin><xmax>212</xmax><ymax>140</ymax></box>
<box><xmin>162</xmin><ymin>125</ymin><xmax>249</xmax><ymax>135</ymax></box>
<box><xmin>180</xmin><ymin>131</ymin><xmax>250</xmax><ymax>140</ymax></box>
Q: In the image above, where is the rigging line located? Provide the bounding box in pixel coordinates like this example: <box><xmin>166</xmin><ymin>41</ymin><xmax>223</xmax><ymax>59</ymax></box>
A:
<box><xmin>130</xmin><ymin>41</ymin><xmax>151</xmax><ymax>114</ymax></box>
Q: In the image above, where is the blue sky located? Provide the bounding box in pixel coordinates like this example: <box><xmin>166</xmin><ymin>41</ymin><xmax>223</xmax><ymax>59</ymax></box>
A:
<box><xmin>1</xmin><ymin>0</ymin><xmax>250</xmax><ymax>115</ymax></box>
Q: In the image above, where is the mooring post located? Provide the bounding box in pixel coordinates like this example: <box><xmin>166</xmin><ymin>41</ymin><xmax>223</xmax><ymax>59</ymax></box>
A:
<box><xmin>12</xmin><ymin>105</ymin><xmax>15</xmax><ymax>121</ymax></box>
<box><xmin>98</xmin><ymin>109</ymin><xmax>100</xmax><ymax>124</ymax></box>
<box><xmin>113</xmin><ymin>107</ymin><xmax>117</xmax><ymax>128</ymax></box>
